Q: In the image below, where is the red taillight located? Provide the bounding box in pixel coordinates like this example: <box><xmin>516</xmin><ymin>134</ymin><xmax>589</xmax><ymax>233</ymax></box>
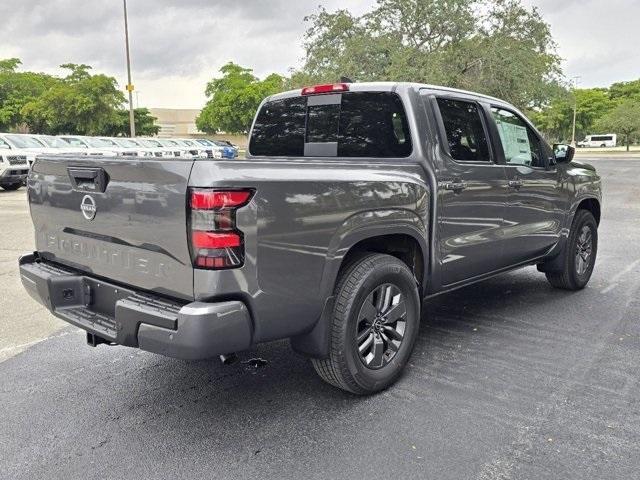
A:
<box><xmin>189</xmin><ymin>189</ymin><xmax>253</xmax><ymax>270</ymax></box>
<box><xmin>190</xmin><ymin>190</ymin><xmax>252</xmax><ymax>210</ymax></box>
<box><xmin>192</xmin><ymin>231</ymin><xmax>241</xmax><ymax>249</ymax></box>
<box><xmin>301</xmin><ymin>83</ymin><xmax>350</xmax><ymax>95</ymax></box>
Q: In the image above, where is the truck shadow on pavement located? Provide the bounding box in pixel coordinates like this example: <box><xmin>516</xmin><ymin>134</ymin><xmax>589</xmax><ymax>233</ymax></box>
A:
<box><xmin>3</xmin><ymin>267</ymin><xmax>593</xmax><ymax>473</ymax></box>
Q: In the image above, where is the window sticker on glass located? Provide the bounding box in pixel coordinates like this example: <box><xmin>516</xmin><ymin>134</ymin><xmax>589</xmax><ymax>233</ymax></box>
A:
<box><xmin>495</xmin><ymin>118</ymin><xmax>532</xmax><ymax>165</ymax></box>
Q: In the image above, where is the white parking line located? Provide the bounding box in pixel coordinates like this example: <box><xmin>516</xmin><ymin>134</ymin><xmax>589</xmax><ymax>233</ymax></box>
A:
<box><xmin>600</xmin><ymin>258</ymin><xmax>640</xmax><ymax>294</ymax></box>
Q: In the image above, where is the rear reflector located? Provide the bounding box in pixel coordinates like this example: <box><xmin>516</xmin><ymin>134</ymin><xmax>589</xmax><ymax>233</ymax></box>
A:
<box><xmin>301</xmin><ymin>83</ymin><xmax>350</xmax><ymax>95</ymax></box>
<box><xmin>190</xmin><ymin>190</ymin><xmax>252</xmax><ymax>210</ymax></box>
<box><xmin>192</xmin><ymin>231</ymin><xmax>241</xmax><ymax>249</ymax></box>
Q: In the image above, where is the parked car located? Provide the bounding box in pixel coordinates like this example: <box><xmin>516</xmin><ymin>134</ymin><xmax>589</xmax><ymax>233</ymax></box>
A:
<box><xmin>0</xmin><ymin>136</ymin><xmax>30</xmax><ymax>190</ymax></box>
<box><xmin>0</xmin><ymin>133</ymin><xmax>40</xmax><ymax>166</ymax></box>
<box><xmin>96</xmin><ymin>137</ymin><xmax>156</xmax><ymax>157</ymax></box>
<box><xmin>209</xmin><ymin>140</ymin><xmax>238</xmax><ymax>159</ymax></box>
<box><xmin>19</xmin><ymin>82</ymin><xmax>602</xmax><ymax>394</ymax></box>
<box><xmin>59</xmin><ymin>136</ymin><xmax>119</xmax><ymax>156</ymax></box>
<box><xmin>192</xmin><ymin>138</ymin><xmax>224</xmax><ymax>158</ymax></box>
<box><xmin>170</xmin><ymin>139</ymin><xmax>208</xmax><ymax>158</ymax></box>
<box><xmin>577</xmin><ymin>134</ymin><xmax>617</xmax><ymax>148</ymax></box>
<box><xmin>154</xmin><ymin>138</ymin><xmax>194</xmax><ymax>158</ymax></box>
<box><xmin>136</xmin><ymin>138</ymin><xmax>178</xmax><ymax>158</ymax></box>
<box><xmin>29</xmin><ymin>135</ymin><xmax>87</xmax><ymax>155</ymax></box>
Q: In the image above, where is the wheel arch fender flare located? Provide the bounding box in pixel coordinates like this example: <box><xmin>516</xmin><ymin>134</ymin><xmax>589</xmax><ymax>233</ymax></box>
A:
<box><xmin>291</xmin><ymin>209</ymin><xmax>428</xmax><ymax>359</ymax></box>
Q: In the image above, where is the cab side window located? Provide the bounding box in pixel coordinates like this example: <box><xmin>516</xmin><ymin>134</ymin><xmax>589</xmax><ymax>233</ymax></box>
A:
<box><xmin>436</xmin><ymin>98</ymin><xmax>490</xmax><ymax>162</ymax></box>
<box><xmin>491</xmin><ymin>107</ymin><xmax>545</xmax><ymax>168</ymax></box>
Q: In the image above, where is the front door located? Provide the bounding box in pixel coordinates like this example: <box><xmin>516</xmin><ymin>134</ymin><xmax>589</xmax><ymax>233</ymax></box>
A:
<box><xmin>430</xmin><ymin>96</ymin><xmax>509</xmax><ymax>286</ymax></box>
<box><xmin>487</xmin><ymin>106</ymin><xmax>566</xmax><ymax>264</ymax></box>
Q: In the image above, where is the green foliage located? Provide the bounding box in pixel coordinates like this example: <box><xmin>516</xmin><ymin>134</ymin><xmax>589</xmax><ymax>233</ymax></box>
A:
<box><xmin>0</xmin><ymin>59</ymin><xmax>60</xmax><ymax>131</ymax></box>
<box><xmin>595</xmin><ymin>101</ymin><xmax>640</xmax><ymax>151</ymax></box>
<box><xmin>0</xmin><ymin>58</ymin><xmax>160</xmax><ymax>136</ymax></box>
<box><xmin>291</xmin><ymin>0</ymin><xmax>562</xmax><ymax>110</ymax></box>
<box><xmin>609</xmin><ymin>79</ymin><xmax>640</xmax><ymax>102</ymax></box>
<box><xmin>20</xmin><ymin>63</ymin><xmax>126</xmax><ymax>135</ymax></box>
<box><xmin>529</xmin><ymin>88</ymin><xmax>615</xmax><ymax>143</ymax></box>
<box><xmin>102</xmin><ymin>108</ymin><xmax>160</xmax><ymax>137</ymax></box>
<box><xmin>197</xmin><ymin>63</ymin><xmax>285</xmax><ymax>134</ymax></box>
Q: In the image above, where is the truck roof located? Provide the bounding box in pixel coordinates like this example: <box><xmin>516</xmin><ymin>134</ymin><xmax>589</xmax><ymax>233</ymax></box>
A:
<box><xmin>267</xmin><ymin>82</ymin><xmax>508</xmax><ymax>106</ymax></box>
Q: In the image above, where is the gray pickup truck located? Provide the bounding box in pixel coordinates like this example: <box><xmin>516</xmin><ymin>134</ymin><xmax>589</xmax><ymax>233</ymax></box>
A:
<box><xmin>19</xmin><ymin>82</ymin><xmax>602</xmax><ymax>394</ymax></box>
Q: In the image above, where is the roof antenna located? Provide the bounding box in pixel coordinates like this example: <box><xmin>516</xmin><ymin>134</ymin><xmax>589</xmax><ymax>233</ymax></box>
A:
<box><xmin>340</xmin><ymin>76</ymin><xmax>353</xmax><ymax>83</ymax></box>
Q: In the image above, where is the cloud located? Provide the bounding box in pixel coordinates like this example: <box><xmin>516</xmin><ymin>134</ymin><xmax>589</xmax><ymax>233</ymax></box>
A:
<box><xmin>0</xmin><ymin>0</ymin><xmax>638</xmax><ymax>107</ymax></box>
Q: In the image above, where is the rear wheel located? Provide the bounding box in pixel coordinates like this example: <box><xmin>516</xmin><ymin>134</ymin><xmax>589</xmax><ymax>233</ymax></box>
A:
<box><xmin>1</xmin><ymin>183</ymin><xmax>21</xmax><ymax>191</ymax></box>
<box><xmin>545</xmin><ymin>210</ymin><xmax>598</xmax><ymax>290</ymax></box>
<box><xmin>311</xmin><ymin>254</ymin><xmax>420</xmax><ymax>395</ymax></box>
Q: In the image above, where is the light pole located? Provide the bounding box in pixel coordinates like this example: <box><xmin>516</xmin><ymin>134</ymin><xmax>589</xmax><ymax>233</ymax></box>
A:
<box><xmin>571</xmin><ymin>75</ymin><xmax>581</xmax><ymax>147</ymax></box>
<box><xmin>123</xmin><ymin>0</ymin><xmax>135</xmax><ymax>137</ymax></box>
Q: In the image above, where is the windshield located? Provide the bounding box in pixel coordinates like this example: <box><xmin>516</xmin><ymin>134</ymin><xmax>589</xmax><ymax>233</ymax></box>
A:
<box><xmin>63</xmin><ymin>137</ymin><xmax>88</xmax><ymax>148</ymax></box>
<box><xmin>196</xmin><ymin>139</ymin><xmax>213</xmax><ymax>146</ymax></box>
<box><xmin>115</xmin><ymin>138</ymin><xmax>141</xmax><ymax>148</ymax></box>
<box><xmin>94</xmin><ymin>138</ymin><xmax>119</xmax><ymax>147</ymax></box>
<box><xmin>86</xmin><ymin>137</ymin><xmax>115</xmax><ymax>148</ymax></box>
<box><xmin>5</xmin><ymin>134</ymin><xmax>44</xmax><ymax>149</ymax></box>
<box><xmin>29</xmin><ymin>136</ymin><xmax>49</xmax><ymax>147</ymax></box>
<box><xmin>139</xmin><ymin>139</ymin><xmax>162</xmax><ymax>148</ymax></box>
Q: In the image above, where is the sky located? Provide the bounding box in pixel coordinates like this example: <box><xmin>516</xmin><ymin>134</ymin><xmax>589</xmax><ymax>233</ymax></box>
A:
<box><xmin>0</xmin><ymin>0</ymin><xmax>636</xmax><ymax>109</ymax></box>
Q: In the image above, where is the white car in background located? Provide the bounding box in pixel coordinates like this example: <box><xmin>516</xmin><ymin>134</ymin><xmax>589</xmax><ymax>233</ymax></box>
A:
<box><xmin>29</xmin><ymin>135</ymin><xmax>86</xmax><ymax>155</ymax></box>
<box><xmin>136</xmin><ymin>138</ymin><xmax>178</xmax><ymax>157</ymax></box>
<box><xmin>0</xmin><ymin>136</ymin><xmax>30</xmax><ymax>190</ymax></box>
<box><xmin>174</xmin><ymin>138</ymin><xmax>210</xmax><ymax>158</ymax></box>
<box><xmin>577</xmin><ymin>134</ymin><xmax>617</xmax><ymax>148</ymax></box>
<box><xmin>59</xmin><ymin>136</ymin><xmax>120</xmax><ymax>156</ymax></box>
<box><xmin>0</xmin><ymin>133</ymin><xmax>42</xmax><ymax>166</ymax></box>
<box><xmin>95</xmin><ymin>137</ymin><xmax>156</xmax><ymax>157</ymax></box>
<box><xmin>154</xmin><ymin>138</ymin><xmax>195</xmax><ymax>158</ymax></box>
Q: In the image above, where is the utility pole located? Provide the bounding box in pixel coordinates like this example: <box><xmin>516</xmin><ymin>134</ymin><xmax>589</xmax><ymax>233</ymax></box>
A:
<box><xmin>123</xmin><ymin>0</ymin><xmax>135</xmax><ymax>137</ymax></box>
<box><xmin>571</xmin><ymin>75</ymin><xmax>581</xmax><ymax>147</ymax></box>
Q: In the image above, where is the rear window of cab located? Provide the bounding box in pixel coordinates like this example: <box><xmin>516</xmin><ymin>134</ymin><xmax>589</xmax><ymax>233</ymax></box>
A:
<box><xmin>249</xmin><ymin>92</ymin><xmax>412</xmax><ymax>158</ymax></box>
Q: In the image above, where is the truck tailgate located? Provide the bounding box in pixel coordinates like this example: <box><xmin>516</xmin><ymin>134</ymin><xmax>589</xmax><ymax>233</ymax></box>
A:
<box><xmin>27</xmin><ymin>155</ymin><xmax>195</xmax><ymax>300</ymax></box>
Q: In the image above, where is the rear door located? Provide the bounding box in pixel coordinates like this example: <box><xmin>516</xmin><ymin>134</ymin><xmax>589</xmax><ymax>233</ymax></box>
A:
<box><xmin>428</xmin><ymin>95</ymin><xmax>509</xmax><ymax>286</ymax></box>
<box><xmin>486</xmin><ymin>106</ymin><xmax>566</xmax><ymax>263</ymax></box>
<box><xmin>28</xmin><ymin>155</ymin><xmax>195</xmax><ymax>300</ymax></box>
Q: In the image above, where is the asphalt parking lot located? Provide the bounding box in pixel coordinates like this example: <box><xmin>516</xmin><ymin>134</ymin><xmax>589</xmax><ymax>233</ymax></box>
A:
<box><xmin>1</xmin><ymin>157</ymin><xmax>639</xmax><ymax>479</ymax></box>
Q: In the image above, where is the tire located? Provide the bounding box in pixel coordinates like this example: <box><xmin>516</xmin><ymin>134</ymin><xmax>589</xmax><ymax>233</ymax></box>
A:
<box><xmin>311</xmin><ymin>253</ymin><xmax>420</xmax><ymax>395</ymax></box>
<box><xmin>1</xmin><ymin>183</ymin><xmax>21</xmax><ymax>191</ymax></box>
<box><xmin>545</xmin><ymin>210</ymin><xmax>598</xmax><ymax>290</ymax></box>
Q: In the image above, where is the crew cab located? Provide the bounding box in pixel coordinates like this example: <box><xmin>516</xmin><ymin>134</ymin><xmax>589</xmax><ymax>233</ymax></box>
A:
<box><xmin>19</xmin><ymin>83</ymin><xmax>602</xmax><ymax>394</ymax></box>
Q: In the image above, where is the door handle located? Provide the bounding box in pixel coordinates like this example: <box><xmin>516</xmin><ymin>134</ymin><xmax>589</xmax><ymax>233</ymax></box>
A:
<box><xmin>508</xmin><ymin>179</ymin><xmax>523</xmax><ymax>190</ymax></box>
<box><xmin>442</xmin><ymin>181</ymin><xmax>468</xmax><ymax>193</ymax></box>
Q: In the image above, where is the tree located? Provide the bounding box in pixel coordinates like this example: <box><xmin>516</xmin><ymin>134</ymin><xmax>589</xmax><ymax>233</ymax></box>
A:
<box><xmin>196</xmin><ymin>63</ymin><xmax>285</xmax><ymax>134</ymax></box>
<box><xmin>291</xmin><ymin>0</ymin><xmax>562</xmax><ymax>110</ymax></box>
<box><xmin>102</xmin><ymin>108</ymin><xmax>160</xmax><ymax>137</ymax></box>
<box><xmin>595</xmin><ymin>101</ymin><xmax>640</xmax><ymax>151</ymax></box>
<box><xmin>0</xmin><ymin>58</ymin><xmax>59</xmax><ymax>131</ymax></box>
<box><xmin>609</xmin><ymin>79</ymin><xmax>640</xmax><ymax>103</ymax></box>
<box><xmin>529</xmin><ymin>88</ymin><xmax>614</xmax><ymax>143</ymax></box>
<box><xmin>21</xmin><ymin>63</ymin><xmax>125</xmax><ymax>135</ymax></box>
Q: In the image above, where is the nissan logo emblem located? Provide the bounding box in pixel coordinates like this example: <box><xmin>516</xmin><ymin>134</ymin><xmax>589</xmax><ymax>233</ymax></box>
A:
<box><xmin>80</xmin><ymin>195</ymin><xmax>97</xmax><ymax>221</ymax></box>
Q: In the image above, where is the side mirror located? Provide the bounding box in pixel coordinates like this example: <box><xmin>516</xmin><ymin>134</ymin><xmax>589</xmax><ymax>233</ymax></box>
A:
<box><xmin>553</xmin><ymin>144</ymin><xmax>575</xmax><ymax>163</ymax></box>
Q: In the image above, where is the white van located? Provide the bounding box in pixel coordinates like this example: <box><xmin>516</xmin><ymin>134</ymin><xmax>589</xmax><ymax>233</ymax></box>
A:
<box><xmin>577</xmin><ymin>134</ymin><xmax>617</xmax><ymax>148</ymax></box>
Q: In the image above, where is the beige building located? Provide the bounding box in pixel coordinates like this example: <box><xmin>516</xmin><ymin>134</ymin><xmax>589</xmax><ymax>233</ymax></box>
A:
<box><xmin>148</xmin><ymin>108</ymin><xmax>201</xmax><ymax>138</ymax></box>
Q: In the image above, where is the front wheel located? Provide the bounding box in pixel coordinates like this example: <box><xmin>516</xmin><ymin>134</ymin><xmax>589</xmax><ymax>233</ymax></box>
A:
<box><xmin>545</xmin><ymin>210</ymin><xmax>598</xmax><ymax>290</ymax></box>
<box><xmin>311</xmin><ymin>254</ymin><xmax>420</xmax><ymax>395</ymax></box>
<box><xmin>1</xmin><ymin>183</ymin><xmax>21</xmax><ymax>191</ymax></box>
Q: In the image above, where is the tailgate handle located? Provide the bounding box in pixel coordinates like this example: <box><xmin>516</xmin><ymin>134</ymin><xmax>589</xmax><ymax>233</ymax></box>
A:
<box><xmin>68</xmin><ymin>167</ymin><xmax>109</xmax><ymax>193</ymax></box>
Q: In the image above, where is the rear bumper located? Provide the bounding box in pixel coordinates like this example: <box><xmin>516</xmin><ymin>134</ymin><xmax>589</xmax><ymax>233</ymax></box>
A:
<box><xmin>18</xmin><ymin>253</ymin><xmax>252</xmax><ymax>360</ymax></box>
<box><xmin>0</xmin><ymin>169</ymin><xmax>28</xmax><ymax>184</ymax></box>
